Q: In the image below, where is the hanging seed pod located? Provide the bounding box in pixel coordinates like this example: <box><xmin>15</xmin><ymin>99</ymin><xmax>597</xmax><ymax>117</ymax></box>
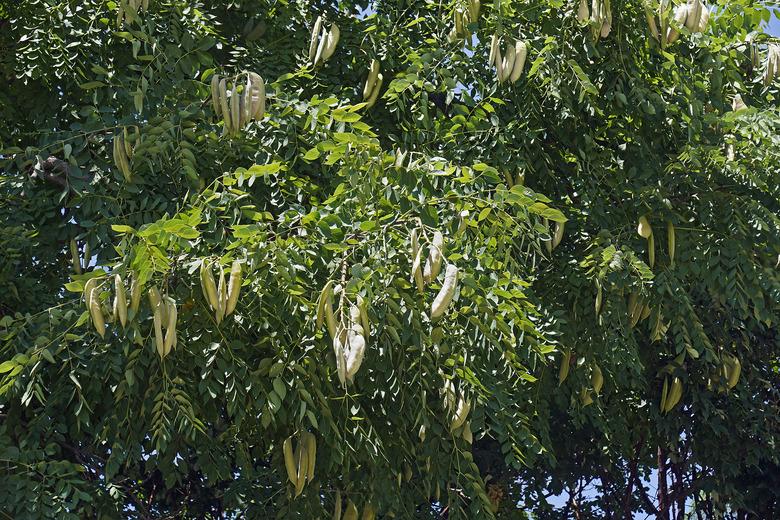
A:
<box><xmin>552</xmin><ymin>221</ymin><xmax>565</xmax><ymax>249</ymax></box>
<box><xmin>218</xmin><ymin>79</ymin><xmax>231</xmax><ymax>135</ymax></box>
<box><xmin>225</xmin><ymin>259</ymin><xmax>242</xmax><ymax>316</ymax></box>
<box><xmin>303</xmin><ymin>432</ymin><xmax>317</xmax><ymax>481</ymax></box>
<box><xmin>430</xmin><ymin>264</ymin><xmax>458</xmax><ymax>320</ymax></box>
<box><xmin>509</xmin><ymin>40</ymin><xmax>528</xmax><ymax>83</ymax></box>
<box><xmin>216</xmin><ymin>266</ymin><xmax>227</xmax><ymax>324</ymax></box>
<box><xmin>69</xmin><ymin>239</ymin><xmax>81</xmax><ymax>274</ymax></box>
<box><xmin>423</xmin><ymin>231</ymin><xmax>445</xmax><ymax>282</ymax></box>
<box><xmin>153</xmin><ymin>299</ymin><xmax>165</xmax><ymax>358</ymax></box>
<box><xmin>163</xmin><ymin>296</ymin><xmax>177</xmax><ymax>355</ymax></box>
<box><xmin>577</xmin><ymin>0</ymin><xmax>589</xmax><ymax>23</ymax></box>
<box><xmin>113</xmin><ymin>274</ymin><xmax>128</xmax><ymax>329</ymax></box>
<box><xmin>559</xmin><ymin>348</ymin><xmax>571</xmax><ymax>384</ymax></box>
<box><xmin>667</xmin><ymin>221</ymin><xmax>676</xmax><ymax>267</ymax></box>
<box><xmin>591</xmin><ymin>363</ymin><xmax>604</xmax><ymax>394</ymax></box>
<box><xmin>648</xmin><ymin>233</ymin><xmax>656</xmax><ymax>268</ymax></box>
<box><xmin>322</xmin><ymin>24</ymin><xmax>340</xmax><ymax>61</ymax></box>
<box><xmin>148</xmin><ymin>286</ymin><xmax>168</xmax><ymax>324</ymax></box>
<box><xmin>450</xmin><ymin>396</ymin><xmax>471</xmax><ymax>431</ymax></box>
<box><xmin>343</xmin><ymin>500</ymin><xmax>359</xmax><ymax>520</ymax></box>
<box><xmin>317</xmin><ymin>281</ymin><xmax>338</xmax><ymax>339</ymax></box>
<box><xmin>309</xmin><ymin>16</ymin><xmax>323</xmax><ymax>63</ymax></box>
<box><xmin>200</xmin><ymin>261</ymin><xmax>219</xmax><ymax>312</ymax></box>
<box><xmin>363</xmin><ymin>59</ymin><xmax>381</xmax><ymax>100</ymax></box>
<box><xmin>364</xmin><ymin>73</ymin><xmax>384</xmax><ymax>109</ymax></box>
<box><xmin>88</xmin><ymin>283</ymin><xmax>106</xmax><ymax>338</ymax></box>
<box><xmin>283</xmin><ymin>437</ymin><xmax>297</xmax><ymax>484</ymax></box>
<box><xmin>210</xmin><ymin>74</ymin><xmax>221</xmax><ymax>116</ymax></box>
<box><xmin>129</xmin><ymin>275</ymin><xmax>142</xmax><ymax>317</ymax></box>
<box><xmin>637</xmin><ymin>216</ymin><xmax>653</xmax><ymax>238</ymax></box>
<box><xmin>660</xmin><ymin>377</ymin><xmax>669</xmax><ymax>411</ymax></box>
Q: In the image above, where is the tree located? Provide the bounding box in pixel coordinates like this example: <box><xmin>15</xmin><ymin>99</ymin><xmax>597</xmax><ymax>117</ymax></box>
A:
<box><xmin>1</xmin><ymin>0</ymin><xmax>778</xmax><ymax>518</ymax></box>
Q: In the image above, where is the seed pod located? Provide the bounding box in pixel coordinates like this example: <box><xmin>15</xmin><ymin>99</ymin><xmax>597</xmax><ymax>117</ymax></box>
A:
<box><xmin>313</xmin><ymin>25</ymin><xmax>328</xmax><ymax>66</ymax></box>
<box><xmin>334</xmin><ymin>326</ymin><xmax>348</xmax><ymax>385</ymax></box>
<box><xmin>210</xmin><ymin>74</ymin><xmax>221</xmax><ymax>116</ymax></box>
<box><xmin>640</xmin><ymin>304</ymin><xmax>651</xmax><ymax>321</ymax></box>
<box><xmin>660</xmin><ymin>377</ymin><xmax>669</xmax><ymax>412</ymax></box>
<box><xmin>113</xmin><ymin>274</ymin><xmax>128</xmax><ymax>329</ymax></box>
<box><xmin>462</xmin><ymin>421</ymin><xmax>473</xmax><ymax>443</ymax></box>
<box><xmin>684</xmin><ymin>0</ymin><xmax>701</xmax><ymax>31</ymax></box>
<box><xmin>363</xmin><ymin>59</ymin><xmax>381</xmax><ymax>100</ymax></box>
<box><xmin>229</xmin><ymin>81</ymin><xmax>240</xmax><ymax>136</ymax></box>
<box><xmin>148</xmin><ymin>286</ymin><xmax>168</xmax><ymax>324</ymax></box>
<box><xmin>129</xmin><ymin>275</ymin><xmax>142</xmax><ymax>317</ymax></box>
<box><xmin>218</xmin><ymin>79</ymin><xmax>232</xmax><ymax>135</ymax></box>
<box><xmin>591</xmin><ymin>364</ymin><xmax>604</xmax><ymax>395</ymax></box>
<box><xmin>559</xmin><ymin>348</ymin><xmax>571</xmax><ymax>384</ymax></box>
<box><xmin>595</xmin><ymin>282</ymin><xmax>603</xmax><ymax>314</ymax></box>
<box><xmin>225</xmin><ymin>260</ymin><xmax>242</xmax><ymax>316</ymax></box>
<box><xmin>580</xmin><ymin>387</ymin><xmax>593</xmax><ymax>406</ymax></box>
<box><xmin>664</xmin><ymin>376</ymin><xmax>683</xmax><ymax>412</ymax></box>
<box><xmin>430</xmin><ymin>264</ymin><xmax>458</xmax><ymax>320</ymax></box>
<box><xmin>500</xmin><ymin>42</ymin><xmax>516</xmax><ymax>83</ymax></box>
<box><xmin>215</xmin><ymin>266</ymin><xmax>227</xmax><ymax>324</ymax></box>
<box><xmin>488</xmin><ymin>34</ymin><xmax>499</xmax><ymax>68</ymax></box>
<box><xmin>423</xmin><ymin>231</ymin><xmax>444</xmax><ymax>282</ymax></box>
<box><xmin>303</xmin><ymin>432</ymin><xmax>316</xmax><ymax>481</ymax></box>
<box><xmin>153</xmin><ymin>299</ymin><xmax>165</xmax><ymax>358</ymax></box>
<box><xmin>450</xmin><ymin>397</ymin><xmax>471</xmax><ymax>431</ymax></box>
<box><xmin>552</xmin><ymin>221</ymin><xmax>565</xmax><ymax>249</ymax></box>
<box><xmin>309</xmin><ymin>16</ymin><xmax>323</xmax><ymax>63</ymax></box>
<box><xmin>509</xmin><ymin>41</ymin><xmax>528</xmax><ymax>83</ymax></box>
<box><xmin>727</xmin><ymin>356</ymin><xmax>741</xmax><ymax>389</ymax></box>
<box><xmin>648</xmin><ymin>233</ymin><xmax>656</xmax><ymax>268</ymax></box>
<box><xmin>667</xmin><ymin>221</ymin><xmax>676</xmax><ymax>267</ymax></box>
<box><xmin>362</xmin><ymin>503</ymin><xmax>376</xmax><ymax>520</ymax></box>
<box><xmin>364</xmin><ymin>73</ymin><xmax>383</xmax><ymax>109</ymax></box>
<box><xmin>600</xmin><ymin>0</ymin><xmax>612</xmax><ymax>37</ymax></box>
<box><xmin>697</xmin><ymin>4</ymin><xmax>709</xmax><ymax>32</ymax></box>
<box><xmin>317</xmin><ymin>281</ymin><xmax>337</xmax><ymax>339</ymax></box>
<box><xmin>247</xmin><ymin>72</ymin><xmax>266</xmax><ymax>120</ymax></box>
<box><xmin>283</xmin><ymin>436</ymin><xmax>297</xmax><ymax>484</ymax></box>
<box><xmin>343</xmin><ymin>500</ymin><xmax>359</xmax><ymax>520</ymax></box>
<box><xmin>577</xmin><ymin>0</ymin><xmax>589</xmax><ymax>23</ymax></box>
<box><xmin>88</xmin><ymin>284</ymin><xmax>106</xmax><ymax>338</ymax></box>
<box><xmin>163</xmin><ymin>296</ymin><xmax>177</xmax><ymax>354</ymax></box>
<box><xmin>122</xmin><ymin>127</ymin><xmax>133</xmax><ymax>159</ymax></box>
<box><xmin>333</xmin><ymin>490</ymin><xmax>342</xmax><ymax>520</ymax></box>
<box><xmin>294</xmin><ymin>442</ymin><xmax>309</xmax><ymax>497</ymax></box>
<box><xmin>357</xmin><ymin>295</ymin><xmax>370</xmax><ymax>340</ymax></box>
<box><xmin>468</xmin><ymin>0</ymin><xmax>481</xmax><ymax>22</ymax></box>
<box><xmin>322</xmin><ymin>24</ymin><xmax>340</xmax><ymax>61</ymax></box>
<box><xmin>68</xmin><ymin>239</ymin><xmax>81</xmax><ymax>274</ymax></box>
<box><xmin>637</xmin><ymin>216</ymin><xmax>653</xmax><ymax>238</ymax></box>
<box><xmin>345</xmin><ymin>327</ymin><xmax>366</xmax><ymax>382</ymax></box>
<box><xmin>412</xmin><ymin>248</ymin><xmax>425</xmax><ymax>293</ymax></box>
<box><xmin>83</xmin><ymin>278</ymin><xmax>98</xmax><ymax>311</ymax></box>
<box><xmin>645</xmin><ymin>5</ymin><xmax>660</xmax><ymax>40</ymax></box>
<box><xmin>200</xmin><ymin>261</ymin><xmax>219</xmax><ymax>312</ymax></box>
<box><xmin>241</xmin><ymin>75</ymin><xmax>252</xmax><ymax>128</ymax></box>
<box><xmin>666</xmin><ymin>4</ymin><xmax>688</xmax><ymax>44</ymax></box>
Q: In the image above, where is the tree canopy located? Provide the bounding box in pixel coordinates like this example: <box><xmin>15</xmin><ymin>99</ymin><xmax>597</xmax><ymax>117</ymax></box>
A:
<box><xmin>1</xmin><ymin>0</ymin><xmax>779</xmax><ymax>518</ymax></box>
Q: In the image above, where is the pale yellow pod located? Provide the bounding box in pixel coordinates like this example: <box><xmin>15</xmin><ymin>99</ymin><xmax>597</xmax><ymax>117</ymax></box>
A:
<box><xmin>430</xmin><ymin>264</ymin><xmax>458</xmax><ymax>320</ymax></box>
<box><xmin>309</xmin><ymin>16</ymin><xmax>323</xmax><ymax>63</ymax></box>
<box><xmin>364</xmin><ymin>73</ymin><xmax>383</xmax><ymax>109</ymax></box>
<box><xmin>218</xmin><ymin>79</ymin><xmax>231</xmax><ymax>134</ymax></box>
<box><xmin>113</xmin><ymin>274</ymin><xmax>128</xmax><ymax>329</ymax></box>
<box><xmin>552</xmin><ymin>220</ymin><xmax>565</xmax><ymax>249</ymax></box>
<box><xmin>129</xmin><ymin>275</ymin><xmax>142</xmax><ymax>316</ymax></box>
<box><xmin>667</xmin><ymin>222</ymin><xmax>676</xmax><ymax>267</ymax></box>
<box><xmin>343</xmin><ymin>500</ymin><xmax>358</xmax><ymax>520</ymax></box>
<box><xmin>163</xmin><ymin>296</ymin><xmax>177</xmax><ymax>354</ymax></box>
<box><xmin>283</xmin><ymin>437</ymin><xmax>297</xmax><ymax>484</ymax></box>
<box><xmin>591</xmin><ymin>364</ymin><xmax>604</xmax><ymax>394</ymax></box>
<box><xmin>304</xmin><ymin>432</ymin><xmax>317</xmax><ymax>482</ymax></box>
<box><xmin>89</xmin><ymin>286</ymin><xmax>106</xmax><ymax>338</ymax></box>
<box><xmin>216</xmin><ymin>266</ymin><xmax>226</xmax><ymax>324</ymax></box>
<box><xmin>229</xmin><ymin>81</ymin><xmax>240</xmax><ymax>136</ymax></box>
<box><xmin>200</xmin><ymin>261</ymin><xmax>219</xmax><ymax>311</ymax></box>
<box><xmin>509</xmin><ymin>41</ymin><xmax>528</xmax><ymax>83</ymax></box>
<box><xmin>225</xmin><ymin>259</ymin><xmax>242</xmax><ymax>316</ymax></box>
<box><xmin>70</xmin><ymin>239</ymin><xmax>81</xmax><ymax>274</ymax></box>
<box><xmin>423</xmin><ymin>231</ymin><xmax>444</xmax><ymax>283</ymax></box>
<box><xmin>558</xmin><ymin>348</ymin><xmax>571</xmax><ymax>384</ymax></box>
<box><xmin>363</xmin><ymin>59</ymin><xmax>380</xmax><ymax>100</ymax></box>
<box><xmin>577</xmin><ymin>0</ymin><xmax>590</xmax><ymax>23</ymax></box>
<box><xmin>333</xmin><ymin>489</ymin><xmax>342</xmax><ymax>520</ymax></box>
<box><xmin>210</xmin><ymin>73</ymin><xmax>221</xmax><ymax>116</ymax></box>
<box><xmin>294</xmin><ymin>443</ymin><xmax>308</xmax><ymax>497</ymax></box>
<box><xmin>637</xmin><ymin>215</ymin><xmax>653</xmax><ymax>238</ymax></box>
<box><xmin>322</xmin><ymin>24</ymin><xmax>340</xmax><ymax>61</ymax></box>
<box><xmin>153</xmin><ymin>300</ymin><xmax>165</xmax><ymax>358</ymax></box>
<box><xmin>450</xmin><ymin>397</ymin><xmax>471</xmax><ymax>431</ymax></box>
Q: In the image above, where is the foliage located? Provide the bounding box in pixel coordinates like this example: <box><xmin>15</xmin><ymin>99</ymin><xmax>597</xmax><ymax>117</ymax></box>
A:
<box><xmin>0</xmin><ymin>0</ymin><xmax>779</xmax><ymax>518</ymax></box>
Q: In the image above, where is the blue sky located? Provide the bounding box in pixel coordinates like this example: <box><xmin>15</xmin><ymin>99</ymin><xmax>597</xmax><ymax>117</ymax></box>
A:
<box><xmin>769</xmin><ymin>13</ymin><xmax>780</xmax><ymax>35</ymax></box>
